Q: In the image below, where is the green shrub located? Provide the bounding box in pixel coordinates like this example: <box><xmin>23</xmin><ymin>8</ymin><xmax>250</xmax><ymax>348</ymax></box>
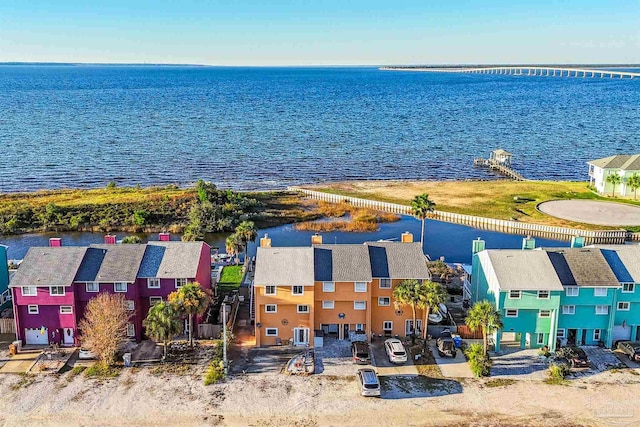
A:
<box><xmin>204</xmin><ymin>360</ymin><xmax>226</xmax><ymax>385</ymax></box>
<box><xmin>465</xmin><ymin>343</ymin><xmax>491</xmax><ymax>377</ymax></box>
<box><xmin>84</xmin><ymin>363</ymin><xmax>119</xmax><ymax>379</ymax></box>
<box><xmin>547</xmin><ymin>362</ymin><xmax>570</xmax><ymax>384</ymax></box>
<box><xmin>537</xmin><ymin>346</ymin><xmax>551</xmax><ymax>357</ymax></box>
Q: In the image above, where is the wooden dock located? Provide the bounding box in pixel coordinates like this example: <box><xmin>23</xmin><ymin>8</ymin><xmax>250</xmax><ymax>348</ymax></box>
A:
<box><xmin>473</xmin><ymin>158</ymin><xmax>527</xmax><ymax>181</ymax></box>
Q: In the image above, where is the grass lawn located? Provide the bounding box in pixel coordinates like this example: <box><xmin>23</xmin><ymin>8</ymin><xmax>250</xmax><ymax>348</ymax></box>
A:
<box><xmin>218</xmin><ymin>265</ymin><xmax>243</xmax><ymax>291</ymax></box>
<box><xmin>307</xmin><ymin>180</ymin><xmax>640</xmax><ymax>230</ymax></box>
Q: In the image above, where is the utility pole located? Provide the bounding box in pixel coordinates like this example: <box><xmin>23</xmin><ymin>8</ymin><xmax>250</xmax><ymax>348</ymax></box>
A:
<box><xmin>222</xmin><ymin>302</ymin><xmax>228</xmax><ymax>375</ymax></box>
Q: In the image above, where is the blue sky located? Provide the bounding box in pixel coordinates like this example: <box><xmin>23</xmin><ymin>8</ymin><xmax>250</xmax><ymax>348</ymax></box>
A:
<box><xmin>0</xmin><ymin>0</ymin><xmax>638</xmax><ymax>65</ymax></box>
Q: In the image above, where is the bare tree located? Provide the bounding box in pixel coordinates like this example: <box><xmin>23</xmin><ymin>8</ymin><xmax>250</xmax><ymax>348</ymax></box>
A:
<box><xmin>79</xmin><ymin>293</ymin><xmax>132</xmax><ymax>366</ymax></box>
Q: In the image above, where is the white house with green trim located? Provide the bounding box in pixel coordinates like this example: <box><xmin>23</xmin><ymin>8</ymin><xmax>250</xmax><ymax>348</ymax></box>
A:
<box><xmin>588</xmin><ymin>154</ymin><xmax>640</xmax><ymax>196</ymax></box>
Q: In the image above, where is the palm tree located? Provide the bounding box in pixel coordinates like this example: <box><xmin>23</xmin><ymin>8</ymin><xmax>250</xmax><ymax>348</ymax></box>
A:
<box><xmin>420</xmin><ymin>280</ymin><xmax>448</xmax><ymax>339</ymax></box>
<box><xmin>235</xmin><ymin>221</ymin><xmax>258</xmax><ymax>265</ymax></box>
<box><xmin>411</xmin><ymin>193</ymin><xmax>436</xmax><ymax>248</ymax></box>
<box><xmin>143</xmin><ymin>302</ymin><xmax>182</xmax><ymax>360</ymax></box>
<box><xmin>168</xmin><ymin>282</ymin><xmax>212</xmax><ymax>347</ymax></box>
<box><xmin>465</xmin><ymin>300</ymin><xmax>504</xmax><ymax>357</ymax></box>
<box><xmin>627</xmin><ymin>174</ymin><xmax>640</xmax><ymax>200</ymax></box>
<box><xmin>606</xmin><ymin>173</ymin><xmax>623</xmax><ymax>197</ymax></box>
<box><xmin>225</xmin><ymin>233</ymin><xmax>243</xmax><ymax>265</ymax></box>
<box><xmin>393</xmin><ymin>279</ymin><xmax>444</xmax><ymax>343</ymax></box>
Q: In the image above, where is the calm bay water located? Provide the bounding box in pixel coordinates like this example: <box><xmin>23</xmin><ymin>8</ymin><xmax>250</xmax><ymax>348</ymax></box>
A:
<box><xmin>0</xmin><ymin>65</ymin><xmax>638</xmax><ymax>192</ymax></box>
<box><xmin>0</xmin><ymin>216</ymin><xmax>568</xmax><ymax>264</ymax></box>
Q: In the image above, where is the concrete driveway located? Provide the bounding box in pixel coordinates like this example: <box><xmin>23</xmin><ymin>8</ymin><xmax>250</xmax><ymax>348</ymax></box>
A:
<box><xmin>370</xmin><ymin>340</ymin><xmax>417</xmax><ymax>376</ymax></box>
<box><xmin>0</xmin><ymin>350</ymin><xmax>41</xmax><ymax>374</ymax></box>
<box><xmin>429</xmin><ymin>344</ymin><xmax>474</xmax><ymax>378</ymax></box>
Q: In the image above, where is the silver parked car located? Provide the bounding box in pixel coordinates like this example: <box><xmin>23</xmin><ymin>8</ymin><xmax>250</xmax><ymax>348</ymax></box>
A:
<box><xmin>356</xmin><ymin>368</ymin><xmax>381</xmax><ymax>397</ymax></box>
<box><xmin>384</xmin><ymin>338</ymin><xmax>407</xmax><ymax>364</ymax></box>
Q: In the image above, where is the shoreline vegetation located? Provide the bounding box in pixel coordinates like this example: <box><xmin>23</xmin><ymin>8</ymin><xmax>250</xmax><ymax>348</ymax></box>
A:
<box><xmin>0</xmin><ymin>181</ymin><xmax>319</xmax><ymax>237</ymax></box>
<box><xmin>305</xmin><ymin>180</ymin><xmax>640</xmax><ymax>231</ymax></box>
<box><xmin>294</xmin><ymin>201</ymin><xmax>400</xmax><ymax>232</ymax></box>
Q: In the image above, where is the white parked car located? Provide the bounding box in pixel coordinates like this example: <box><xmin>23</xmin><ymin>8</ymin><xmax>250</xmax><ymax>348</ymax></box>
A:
<box><xmin>78</xmin><ymin>348</ymin><xmax>96</xmax><ymax>360</ymax></box>
<box><xmin>384</xmin><ymin>338</ymin><xmax>407</xmax><ymax>364</ymax></box>
<box><xmin>356</xmin><ymin>368</ymin><xmax>381</xmax><ymax>397</ymax></box>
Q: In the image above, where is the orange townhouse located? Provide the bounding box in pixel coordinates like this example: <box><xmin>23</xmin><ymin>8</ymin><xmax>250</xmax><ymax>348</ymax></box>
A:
<box><xmin>253</xmin><ymin>232</ymin><xmax>431</xmax><ymax>347</ymax></box>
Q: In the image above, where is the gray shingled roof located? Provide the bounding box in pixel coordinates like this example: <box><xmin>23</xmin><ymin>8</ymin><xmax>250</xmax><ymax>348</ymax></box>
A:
<box><xmin>366</xmin><ymin>242</ymin><xmax>430</xmax><ymax>279</ymax></box>
<box><xmin>254</xmin><ymin>247</ymin><xmax>315</xmax><ymax>286</ymax></box>
<box><xmin>9</xmin><ymin>247</ymin><xmax>87</xmax><ymax>288</ymax></box>
<box><xmin>593</xmin><ymin>245</ymin><xmax>640</xmax><ymax>283</ymax></box>
<box><xmin>588</xmin><ymin>154</ymin><xmax>640</xmax><ymax>171</ymax></box>
<box><xmin>546</xmin><ymin>248</ymin><xmax>619</xmax><ymax>287</ymax></box>
<box><xmin>485</xmin><ymin>250</ymin><xmax>564</xmax><ymax>291</ymax></box>
<box><xmin>314</xmin><ymin>245</ymin><xmax>372</xmax><ymax>282</ymax></box>
<box><xmin>84</xmin><ymin>244</ymin><xmax>147</xmax><ymax>283</ymax></box>
<box><xmin>140</xmin><ymin>241</ymin><xmax>205</xmax><ymax>279</ymax></box>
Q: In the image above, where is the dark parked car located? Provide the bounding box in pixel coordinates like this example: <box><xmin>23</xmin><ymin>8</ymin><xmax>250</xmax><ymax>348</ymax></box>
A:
<box><xmin>352</xmin><ymin>342</ymin><xmax>371</xmax><ymax>364</ymax></box>
<box><xmin>556</xmin><ymin>346</ymin><xmax>590</xmax><ymax>368</ymax></box>
<box><xmin>436</xmin><ymin>329</ymin><xmax>457</xmax><ymax>358</ymax></box>
<box><xmin>617</xmin><ymin>341</ymin><xmax>640</xmax><ymax>362</ymax></box>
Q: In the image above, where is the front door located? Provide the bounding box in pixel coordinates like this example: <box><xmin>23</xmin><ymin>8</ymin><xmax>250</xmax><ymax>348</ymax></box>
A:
<box><xmin>293</xmin><ymin>328</ymin><xmax>309</xmax><ymax>346</ymax></box>
<box><xmin>567</xmin><ymin>329</ymin><xmax>577</xmax><ymax>345</ymax></box>
<box><xmin>343</xmin><ymin>324</ymin><xmax>349</xmax><ymax>340</ymax></box>
<box><xmin>405</xmin><ymin>320</ymin><xmax>423</xmax><ymax>336</ymax></box>
<box><xmin>580</xmin><ymin>329</ymin><xmax>587</xmax><ymax>346</ymax></box>
<box><xmin>63</xmin><ymin>328</ymin><xmax>74</xmax><ymax>345</ymax></box>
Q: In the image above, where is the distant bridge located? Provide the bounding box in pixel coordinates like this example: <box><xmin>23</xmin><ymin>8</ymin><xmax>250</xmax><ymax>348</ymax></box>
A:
<box><xmin>381</xmin><ymin>66</ymin><xmax>640</xmax><ymax>79</ymax></box>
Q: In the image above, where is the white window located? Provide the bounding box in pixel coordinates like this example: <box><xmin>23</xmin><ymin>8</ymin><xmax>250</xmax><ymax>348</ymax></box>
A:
<box><xmin>86</xmin><ymin>282</ymin><xmax>99</xmax><ymax>292</ymax></box>
<box><xmin>149</xmin><ymin>296</ymin><xmax>162</xmax><ymax>306</ymax></box>
<box><xmin>147</xmin><ymin>278</ymin><xmax>160</xmax><ymax>289</ymax></box>
<box><xmin>60</xmin><ymin>306</ymin><xmax>73</xmax><ymax>314</ymax></box>
<box><xmin>618</xmin><ymin>302</ymin><xmax>630</xmax><ymax>311</ymax></box>
<box><xmin>378</xmin><ymin>297</ymin><xmax>391</xmax><ymax>306</ymax></box>
<box><xmin>537</xmin><ymin>290</ymin><xmax>549</xmax><ymax>299</ymax></box>
<box><xmin>297</xmin><ymin>304</ymin><xmax>310</xmax><ymax>313</ymax></box>
<box><xmin>175</xmin><ymin>278</ymin><xmax>188</xmax><ymax>288</ymax></box>
<box><xmin>126</xmin><ymin>323</ymin><xmax>135</xmax><ymax>337</ymax></box>
<box><xmin>49</xmin><ymin>286</ymin><xmax>65</xmax><ymax>296</ymax></box>
<box><xmin>594</xmin><ymin>287</ymin><xmax>607</xmax><ymax>297</ymax></box>
<box><xmin>505</xmin><ymin>309</ymin><xmax>518</xmax><ymax>318</ymax></box>
<box><xmin>322</xmin><ymin>301</ymin><xmax>334</xmax><ymax>309</ymax></box>
<box><xmin>322</xmin><ymin>282</ymin><xmax>335</xmax><ymax>292</ymax></box>
<box><xmin>537</xmin><ymin>333</ymin><xmax>545</xmax><ymax>345</ymax></box>
<box><xmin>265</xmin><ymin>285</ymin><xmax>276</xmax><ymax>295</ymax></box>
<box><xmin>508</xmin><ymin>290</ymin><xmax>521</xmax><ymax>299</ymax></box>
<box><xmin>595</xmin><ymin>305</ymin><xmax>609</xmax><ymax>315</ymax></box>
<box><xmin>539</xmin><ymin>310</ymin><xmax>551</xmax><ymax>318</ymax></box>
<box><xmin>265</xmin><ymin>304</ymin><xmax>277</xmax><ymax>313</ymax></box>
<box><xmin>114</xmin><ymin>282</ymin><xmax>127</xmax><ymax>293</ymax></box>
<box><xmin>556</xmin><ymin>329</ymin><xmax>565</xmax><ymax>339</ymax></box>
<box><xmin>265</xmin><ymin>328</ymin><xmax>278</xmax><ymax>337</ymax></box>
<box><xmin>125</xmin><ymin>300</ymin><xmax>135</xmax><ymax>310</ymax></box>
<box><xmin>383</xmin><ymin>321</ymin><xmax>393</xmax><ymax>331</ymax></box>
<box><xmin>354</xmin><ymin>301</ymin><xmax>366</xmax><ymax>310</ymax></box>
<box><xmin>623</xmin><ymin>284</ymin><xmax>635</xmax><ymax>293</ymax></box>
<box><xmin>562</xmin><ymin>305</ymin><xmax>575</xmax><ymax>315</ymax></box>
<box><xmin>379</xmin><ymin>279</ymin><xmax>391</xmax><ymax>289</ymax></box>
<box><xmin>21</xmin><ymin>286</ymin><xmax>37</xmax><ymax>296</ymax></box>
<box><xmin>356</xmin><ymin>323</ymin><xmax>364</xmax><ymax>332</ymax></box>
<box><xmin>593</xmin><ymin>329</ymin><xmax>601</xmax><ymax>341</ymax></box>
<box><xmin>565</xmin><ymin>287</ymin><xmax>579</xmax><ymax>297</ymax></box>
<box><xmin>354</xmin><ymin>282</ymin><xmax>367</xmax><ymax>292</ymax></box>
<box><xmin>292</xmin><ymin>285</ymin><xmax>304</xmax><ymax>296</ymax></box>
<box><xmin>27</xmin><ymin>305</ymin><xmax>38</xmax><ymax>314</ymax></box>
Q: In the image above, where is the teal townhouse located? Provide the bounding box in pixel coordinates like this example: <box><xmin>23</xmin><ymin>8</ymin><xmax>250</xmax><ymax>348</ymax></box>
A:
<box><xmin>469</xmin><ymin>238</ymin><xmax>640</xmax><ymax>351</ymax></box>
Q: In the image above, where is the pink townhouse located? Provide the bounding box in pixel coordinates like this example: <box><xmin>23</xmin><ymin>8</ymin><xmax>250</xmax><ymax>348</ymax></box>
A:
<box><xmin>10</xmin><ymin>236</ymin><xmax>211</xmax><ymax>346</ymax></box>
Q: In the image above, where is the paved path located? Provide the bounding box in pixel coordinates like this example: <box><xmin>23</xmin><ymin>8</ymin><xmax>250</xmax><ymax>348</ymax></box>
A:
<box><xmin>538</xmin><ymin>200</ymin><xmax>640</xmax><ymax>226</ymax></box>
<box><xmin>429</xmin><ymin>345</ymin><xmax>474</xmax><ymax>378</ymax></box>
<box><xmin>0</xmin><ymin>351</ymin><xmax>41</xmax><ymax>374</ymax></box>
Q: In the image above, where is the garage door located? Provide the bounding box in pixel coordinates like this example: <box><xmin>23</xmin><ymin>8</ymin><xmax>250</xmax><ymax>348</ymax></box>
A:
<box><xmin>613</xmin><ymin>325</ymin><xmax>631</xmax><ymax>342</ymax></box>
<box><xmin>25</xmin><ymin>328</ymin><xmax>48</xmax><ymax>345</ymax></box>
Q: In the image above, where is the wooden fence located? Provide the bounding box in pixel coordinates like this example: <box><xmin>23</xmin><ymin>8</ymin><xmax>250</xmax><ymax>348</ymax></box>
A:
<box><xmin>0</xmin><ymin>318</ymin><xmax>15</xmax><ymax>334</ymax></box>
<box><xmin>456</xmin><ymin>324</ymin><xmax>483</xmax><ymax>339</ymax></box>
<box><xmin>288</xmin><ymin>187</ymin><xmax>629</xmax><ymax>245</ymax></box>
